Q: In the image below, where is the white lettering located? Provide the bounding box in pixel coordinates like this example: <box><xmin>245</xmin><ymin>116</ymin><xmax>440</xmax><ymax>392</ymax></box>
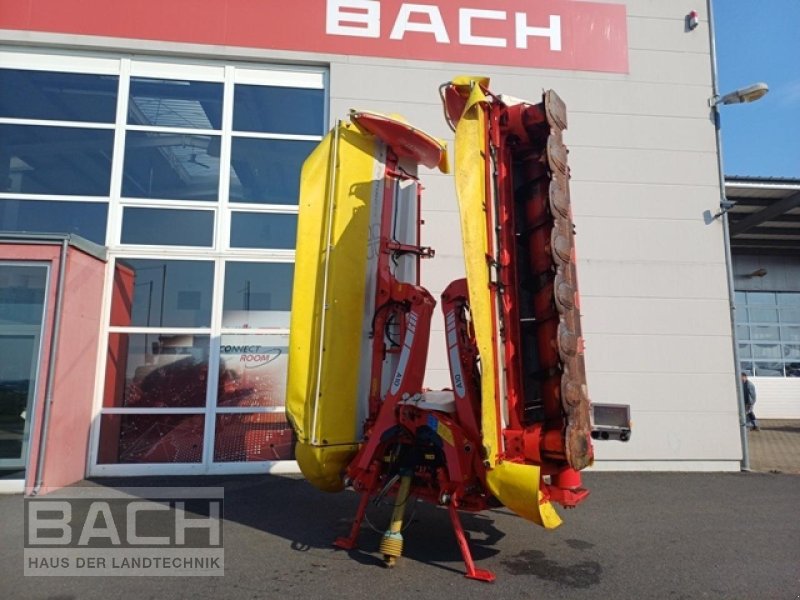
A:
<box><xmin>126</xmin><ymin>501</ymin><xmax>171</xmax><ymax>545</ymax></box>
<box><xmin>459</xmin><ymin>9</ymin><xmax>507</xmax><ymax>48</ymax></box>
<box><xmin>327</xmin><ymin>0</ymin><xmax>380</xmax><ymax>38</ymax></box>
<box><xmin>78</xmin><ymin>502</ymin><xmax>121</xmax><ymax>546</ymax></box>
<box><xmin>325</xmin><ymin>1</ymin><xmax>566</xmax><ymax>54</ymax></box>
<box><xmin>28</xmin><ymin>501</ymin><xmax>72</xmax><ymax>545</ymax></box>
<box><xmin>515</xmin><ymin>14</ymin><xmax>561</xmax><ymax>51</ymax></box>
<box><xmin>174</xmin><ymin>501</ymin><xmax>220</xmax><ymax>546</ymax></box>
<box><xmin>390</xmin><ymin>4</ymin><xmax>450</xmax><ymax>43</ymax></box>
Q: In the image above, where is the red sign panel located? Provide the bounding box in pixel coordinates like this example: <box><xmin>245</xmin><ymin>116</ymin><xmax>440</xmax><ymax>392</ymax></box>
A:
<box><xmin>1</xmin><ymin>0</ymin><xmax>628</xmax><ymax>73</ymax></box>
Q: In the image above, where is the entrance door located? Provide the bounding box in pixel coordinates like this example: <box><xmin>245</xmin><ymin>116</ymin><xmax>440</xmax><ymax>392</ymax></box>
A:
<box><xmin>0</xmin><ymin>264</ymin><xmax>48</xmax><ymax>474</ymax></box>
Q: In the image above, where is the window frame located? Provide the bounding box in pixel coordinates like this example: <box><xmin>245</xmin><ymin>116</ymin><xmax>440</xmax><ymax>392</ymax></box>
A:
<box><xmin>0</xmin><ymin>49</ymin><xmax>327</xmax><ymax>475</ymax></box>
<box><xmin>736</xmin><ymin>290</ymin><xmax>800</xmax><ymax>378</ymax></box>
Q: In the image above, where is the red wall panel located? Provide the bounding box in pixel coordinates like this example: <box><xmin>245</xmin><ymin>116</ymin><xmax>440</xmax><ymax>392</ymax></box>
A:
<box><xmin>1</xmin><ymin>0</ymin><xmax>628</xmax><ymax>73</ymax></box>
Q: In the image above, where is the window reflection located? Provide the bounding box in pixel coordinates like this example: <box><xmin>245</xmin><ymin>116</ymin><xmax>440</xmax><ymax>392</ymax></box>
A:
<box><xmin>781</xmin><ymin>326</ymin><xmax>800</xmax><ymax>342</ymax></box>
<box><xmin>0</xmin><ymin>265</ymin><xmax>47</xmax><ymax>325</ymax></box>
<box><xmin>786</xmin><ymin>363</ymin><xmax>800</xmax><ymax>377</ymax></box>
<box><xmin>0</xmin><ymin>199</ymin><xmax>107</xmax><ymax>244</ymax></box>
<box><xmin>0</xmin><ymin>265</ymin><xmax>48</xmax><ymax>465</ymax></box>
<box><xmin>128</xmin><ymin>77</ymin><xmax>223</xmax><ymax>129</ymax></box>
<box><xmin>233</xmin><ymin>85</ymin><xmax>324</xmax><ymax>135</ymax></box>
<box><xmin>751</xmin><ymin>325</ymin><xmax>778</xmax><ymax>341</ymax></box>
<box><xmin>103</xmin><ymin>333</ymin><xmax>210</xmax><ymax>408</ymax></box>
<box><xmin>121</xmin><ymin>207</ymin><xmax>214</xmax><ymax>246</ymax></box>
<box><xmin>229</xmin><ymin>138</ymin><xmax>315</xmax><ymax>204</ymax></box>
<box><xmin>0</xmin><ymin>335</ymin><xmax>38</xmax><ymax>460</ymax></box>
<box><xmin>735</xmin><ymin>290</ymin><xmax>800</xmax><ymax>379</ymax></box>
<box><xmin>214</xmin><ymin>413</ymin><xmax>294</xmax><ymax>462</ymax></box>
<box><xmin>778</xmin><ymin>293</ymin><xmax>800</xmax><ymax>305</ymax></box>
<box><xmin>748</xmin><ymin>308</ymin><xmax>778</xmax><ymax>323</ymax></box>
<box><xmin>97</xmin><ymin>413</ymin><xmax>204</xmax><ymax>464</ymax></box>
<box><xmin>111</xmin><ymin>259</ymin><xmax>213</xmax><ymax>327</ymax></box>
<box><xmin>222</xmin><ymin>262</ymin><xmax>294</xmax><ymax>329</ymax></box>
<box><xmin>230</xmin><ymin>212</ymin><xmax>297</xmax><ymax>249</ymax></box>
<box><xmin>752</xmin><ymin>344</ymin><xmax>781</xmax><ymax>359</ymax></box>
<box><xmin>217</xmin><ymin>334</ymin><xmax>288</xmax><ymax>407</ymax></box>
<box><xmin>783</xmin><ymin>344</ymin><xmax>800</xmax><ymax>359</ymax></box>
<box><xmin>779</xmin><ymin>308</ymin><xmax>800</xmax><ymax>323</ymax></box>
<box><xmin>746</xmin><ymin>292</ymin><xmax>776</xmax><ymax>305</ymax></box>
<box><xmin>122</xmin><ymin>131</ymin><xmax>220</xmax><ymax>200</ymax></box>
<box><xmin>0</xmin><ymin>69</ymin><xmax>118</xmax><ymax>123</ymax></box>
<box><xmin>0</xmin><ymin>124</ymin><xmax>114</xmax><ymax>196</ymax></box>
<box><xmin>753</xmin><ymin>362</ymin><xmax>783</xmax><ymax>377</ymax></box>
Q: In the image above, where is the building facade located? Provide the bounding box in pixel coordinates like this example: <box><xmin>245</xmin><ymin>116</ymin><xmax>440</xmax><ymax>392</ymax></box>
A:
<box><xmin>727</xmin><ymin>177</ymin><xmax>800</xmax><ymax>419</ymax></box>
<box><xmin>0</xmin><ymin>0</ymin><xmax>755</xmax><ymax>490</ymax></box>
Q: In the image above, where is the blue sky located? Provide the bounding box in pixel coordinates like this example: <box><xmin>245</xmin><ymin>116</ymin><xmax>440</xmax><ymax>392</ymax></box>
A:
<box><xmin>714</xmin><ymin>0</ymin><xmax>800</xmax><ymax>178</ymax></box>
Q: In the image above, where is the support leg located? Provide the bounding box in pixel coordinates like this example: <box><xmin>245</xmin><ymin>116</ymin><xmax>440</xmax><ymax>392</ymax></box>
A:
<box><xmin>334</xmin><ymin>490</ymin><xmax>371</xmax><ymax>550</ymax></box>
<box><xmin>447</xmin><ymin>500</ymin><xmax>495</xmax><ymax>582</ymax></box>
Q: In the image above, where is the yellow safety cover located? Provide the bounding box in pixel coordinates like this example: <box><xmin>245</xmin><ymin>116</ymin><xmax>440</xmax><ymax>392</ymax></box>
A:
<box><xmin>286</xmin><ymin>121</ymin><xmax>379</xmax><ymax>492</ymax></box>
<box><xmin>453</xmin><ymin>80</ymin><xmax>562</xmax><ymax>529</ymax></box>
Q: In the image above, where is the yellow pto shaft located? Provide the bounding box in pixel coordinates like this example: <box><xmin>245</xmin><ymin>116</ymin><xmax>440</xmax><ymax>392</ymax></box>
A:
<box><xmin>379</xmin><ymin>474</ymin><xmax>413</xmax><ymax>567</ymax></box>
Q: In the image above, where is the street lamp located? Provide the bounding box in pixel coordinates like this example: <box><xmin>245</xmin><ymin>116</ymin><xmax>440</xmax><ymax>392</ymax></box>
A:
<box><xmin>708</xmin><ymin>0</ymin><xmax>771</xmax><ymax>477</ymax></box>
<box><xmin>708</xmin><ymin>83</ymin><xmax>770</xmax><ymax>223</ymax></box>
<box><xmin>709</xmin><ymin>81</ymin><xmax>769</xmax><ymax>472</ymax></box>
<box><xmin>710</xmin><ymin>82</ymin><xmax>769</xmax><ymax>107</ymax></box>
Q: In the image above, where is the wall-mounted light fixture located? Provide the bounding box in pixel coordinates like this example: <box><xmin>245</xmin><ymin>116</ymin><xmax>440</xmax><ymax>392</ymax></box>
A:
<box><xmin>710</xmin><ymin>82</ymin><xmax>769</xmax><ymax>107</ymax></box>
<box><xmin>708</xmin><ymin>199</ymin><xmax>737</xmax><ymax>222</ymax></box>
<box><xmin>687</xmin><ymin>10</ymin><xmax>699</xmax><ymax>31</ymax></box>
<box><xmin>745</xmin><ymin>268</ymin><xmax>768</xmax><ymax>278</ymax></box>
<box><xmin>708</xmin><ymin>82</ymin><xmax>770</xmax><ymax>224</ymax></box>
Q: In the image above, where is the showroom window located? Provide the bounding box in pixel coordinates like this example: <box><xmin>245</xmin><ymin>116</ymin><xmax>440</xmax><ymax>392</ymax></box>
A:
<box><xmin>0</xmin><ymin>51</ymin><xmax>327</xmax><ymax>473</ymax></box>
<box><xmin>0</xmin><ymin>66</ymin><xmax>118</xmax><ymax>243</ymax></box>
<box><xmin>735</xmin><ymin>291</ymin><xmax>800</xmax><ymax>377</ymax></box>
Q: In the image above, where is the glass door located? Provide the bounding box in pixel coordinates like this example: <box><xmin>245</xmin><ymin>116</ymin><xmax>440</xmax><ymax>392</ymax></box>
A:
<box><xmin>0</xmin><ymin>264</ymin><xmax>48</xmax><ymax>475</ymax></box>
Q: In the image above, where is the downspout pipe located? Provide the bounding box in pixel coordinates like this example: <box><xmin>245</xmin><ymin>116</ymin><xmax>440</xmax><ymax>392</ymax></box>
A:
<box><xmin>31</xmin><ymin>238</ymin><xmax>69</xmax><ymax>495</ymax></box>
<box><xmin>707</xmin><ymin>0</ymin><xmax>750</xmax><ymax>471</ymax></box>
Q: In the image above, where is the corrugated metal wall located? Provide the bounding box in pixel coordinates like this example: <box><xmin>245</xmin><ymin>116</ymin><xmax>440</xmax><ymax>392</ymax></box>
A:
<box><xmin>748</xmin><ymin>378</ymin><xmax>800</xmax><ymax>419</ymax></box>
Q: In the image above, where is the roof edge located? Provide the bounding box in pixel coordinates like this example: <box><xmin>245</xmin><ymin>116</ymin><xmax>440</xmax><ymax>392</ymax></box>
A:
<box><xmin>0</xmin><ymin>232</ymin><xmax>108</xmax><ymax>261</ymax></box>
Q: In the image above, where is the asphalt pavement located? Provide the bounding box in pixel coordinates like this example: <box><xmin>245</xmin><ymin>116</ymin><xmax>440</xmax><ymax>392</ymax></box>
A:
<box><xmin>2</xmin><ymin>469</ymin><xmax>799</xmax><ymax>600</ymax></box>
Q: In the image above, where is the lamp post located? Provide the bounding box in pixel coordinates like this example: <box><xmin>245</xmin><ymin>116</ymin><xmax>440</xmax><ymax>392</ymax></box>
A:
<box><xmin>707</xmin><ymin>0</ymin><xmax>769</xmax><ymax>472</ymax></box>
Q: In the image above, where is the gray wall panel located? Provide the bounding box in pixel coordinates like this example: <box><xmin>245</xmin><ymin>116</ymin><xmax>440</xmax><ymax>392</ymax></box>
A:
<box><xmin>576</xmin><ymin>216</ymin><xmax>728</xmax><ymax>263</ymax></box>
<box><xmin>569</xmin><ymin>147</ymin><xmax>719</xmax><ymax>186</ymax></box>
<box><xmin>732</xmin><ymin>254</ymin><xmax>800</xmax><ymax>292</ymax></box>
<box><xmin>324</xmin><ymin>0</ymin><xmax>738</xmax><ymax>468</ymax></box>
<box><xmin>578</xmin><ymin>260</ymin><xmax>730</xmax><ymax>300</ymax></box>
<box><xmin>581</xmin><ymin>297</ymin><xmax>732</xmax><ymax>336</ymax></box>
<box><xmin>569</xmin><ymin>112</ymin><xmax>716</xmax><ymax>153</ymax></box>
<box><xmin>571</xmin><ymin>181</ymin><xmax>718</xmax><ymax>220</ymax></box>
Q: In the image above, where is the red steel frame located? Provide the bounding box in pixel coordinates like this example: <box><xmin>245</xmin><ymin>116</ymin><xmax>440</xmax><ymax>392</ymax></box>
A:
<box><xmin>333</xmin><ymin>148</ymin><xmax>495</xmax><ymax>582</ymax></box>
<box><xmin>333</xmin><ymin>85</ymin><xmax>593</xmax><ymax>582</ymax></box>
<box><xmin>472</xmin><ymin>84</ymin><xmax>591</xmax><ymax>504</ymax></box>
